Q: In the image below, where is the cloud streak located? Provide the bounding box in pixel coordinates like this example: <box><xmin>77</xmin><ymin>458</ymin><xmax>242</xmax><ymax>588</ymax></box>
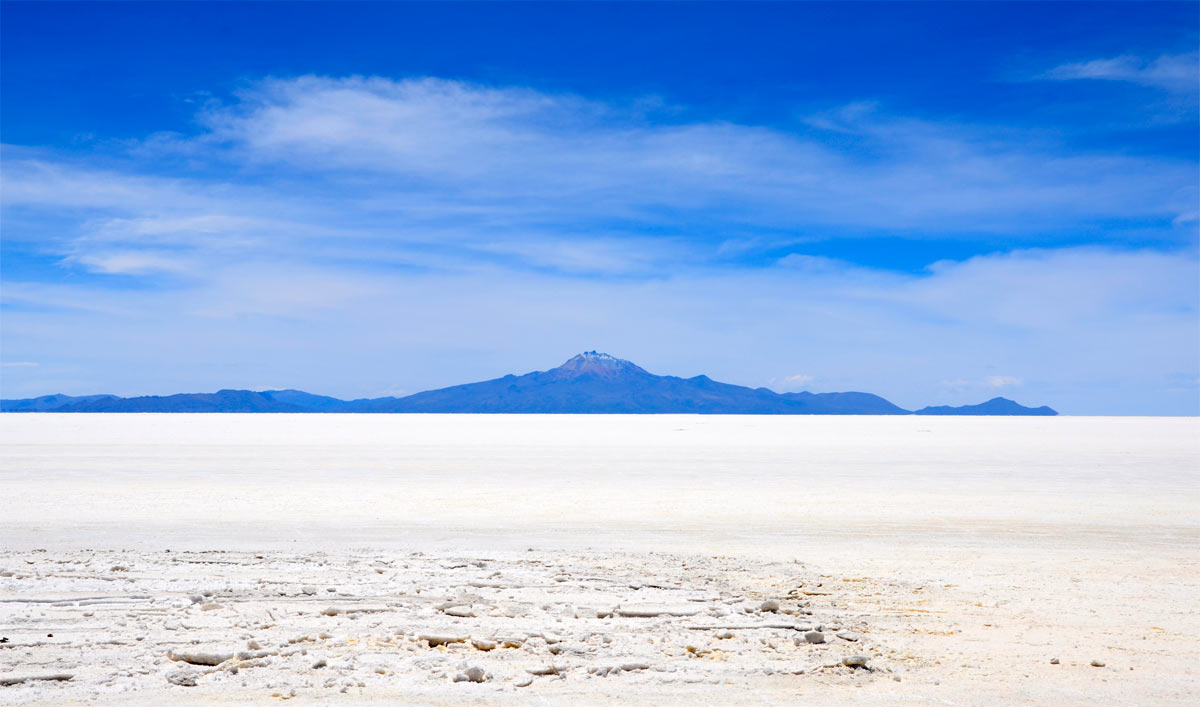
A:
<box><xmin>5</xmin><ymin>76</ymin><xmax>1193</xmax><ymax>282</ymax></box>
<box><xmin>1042</xmin><ymin>52</ymin><xmax>1199</xmax><ymax>93</ymax></box>
<box><xmin>198</xmin><ymin>77</ymin><xmax>1194</xmax><ymax>232</ymax></box>
<box><xmin>986</xmin><ymin>376</ymin><xmax>1022</xmax><ymax>389</ymax></box>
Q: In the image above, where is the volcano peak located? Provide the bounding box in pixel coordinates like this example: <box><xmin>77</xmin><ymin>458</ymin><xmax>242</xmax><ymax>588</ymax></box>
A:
<box><xmin>552</xmin><ymin>351</ymin><xmax>649</xmax><ymax>379</ymax></box>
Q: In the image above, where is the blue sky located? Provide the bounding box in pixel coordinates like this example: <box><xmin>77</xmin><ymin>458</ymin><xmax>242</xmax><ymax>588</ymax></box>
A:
<box><xmin>1</xmin><ymin>1</ymin><xmax>1197</xmax><ymax>414</ymax></box>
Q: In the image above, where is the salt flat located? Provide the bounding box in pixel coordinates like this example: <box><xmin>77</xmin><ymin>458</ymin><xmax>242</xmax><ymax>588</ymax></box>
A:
<box><xmin>1</xmin><ymin>414</ymin><xmax>1197</xmax><ymax>704</ymax></box>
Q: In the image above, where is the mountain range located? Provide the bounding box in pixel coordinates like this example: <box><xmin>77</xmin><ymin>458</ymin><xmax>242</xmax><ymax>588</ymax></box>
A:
<box><xmin>1</xmin><ymin>352</ymin><xmax>1057</xmax><ymax>415</ymax></box>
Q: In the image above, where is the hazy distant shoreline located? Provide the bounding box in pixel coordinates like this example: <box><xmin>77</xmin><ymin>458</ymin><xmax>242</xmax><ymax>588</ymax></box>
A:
<box><xmin>1</xmin><ymin>353</ymin><xmax>1058</xmax><ymax>416</ymax></box>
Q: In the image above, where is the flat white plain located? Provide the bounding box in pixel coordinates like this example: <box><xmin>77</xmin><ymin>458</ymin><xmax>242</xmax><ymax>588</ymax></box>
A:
<box><xmin>1</xmin><ymin>414</ymin><xmax>1195</xmax><ymax>553</ymax></box>
<box><xmin>1</xmin><ymin>414</ymin><xmax>1197</xmax><ymax>705</ymax></box>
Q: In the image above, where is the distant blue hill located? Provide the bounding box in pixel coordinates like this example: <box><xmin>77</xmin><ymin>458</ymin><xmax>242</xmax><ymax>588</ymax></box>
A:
<box><xmin>0</xmin><ymin>393</ymin><xmax>120</xmax><ymax>412</ymax></box>
<box><xmin>43</xmin><ymin>389</ymin><xmax>311</xmax><ymax>413</ymax></box>
<box><xmin>261</xmin><ymin>389</ymin><xmax>354</xmax><ymax>412</ymax></box>
<box><xmin>914</xmin><ymin>397</ymin><xmax>1058</xmax><ymax>416</ymax></box>
<box><xmin>348</xmin><ymin>353</ymin><xmax>910</xmax><ymax>414</ymax></box>
<box><xmin>1</xmin><ymin>352</ymin><xmax>1057</xmax><ymax>415</ymax></box>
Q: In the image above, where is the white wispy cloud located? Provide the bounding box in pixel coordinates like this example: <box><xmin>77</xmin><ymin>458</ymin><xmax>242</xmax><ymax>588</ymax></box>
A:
<box><xmin>1042</xmin><ymin>52</ymin><xmax>1199</xmax><ymax>93</ymax></box>
<box><xmin>197</xmin><ymin>77</ymin><xmax>1193</xmax><ymax>229</ymax></box>
<box><xmin>986</xmin><ymin>376</ymin><xmax>1022</xmax><ymax>388</ymax></box>
<box><xmin>1</xmin><ymin>76</ymin><xmax>1194</xmax><ymax>288</ymax></box>
<box><xmin>15</xmin><ymin>78</ymin><xmax>1195</xmax><ymax>227</ymax></box>
<box><xmin>68</xmin><ymin>251</ymin><xmax>195</xmax><ymax>276</ymax></box>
